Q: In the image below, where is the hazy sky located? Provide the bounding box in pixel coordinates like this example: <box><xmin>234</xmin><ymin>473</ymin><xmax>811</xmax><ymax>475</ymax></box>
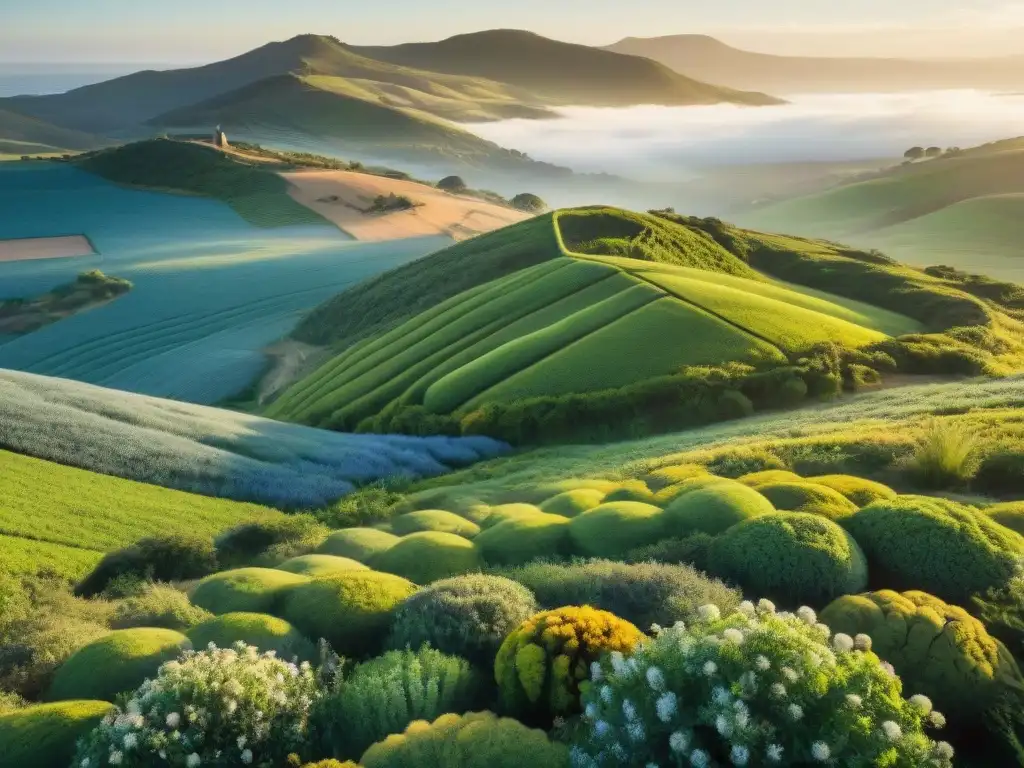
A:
<box><xmin>4</xmin><ymin>0</ymin><xmax>1024</xmax><ymax>63</ymax></box>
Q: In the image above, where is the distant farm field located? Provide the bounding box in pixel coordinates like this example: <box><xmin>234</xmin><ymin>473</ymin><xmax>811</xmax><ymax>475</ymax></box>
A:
<box><xmin>0</xmin><ymin>163</ymin><xmax>446</xmax><ymax>403</ymax></box>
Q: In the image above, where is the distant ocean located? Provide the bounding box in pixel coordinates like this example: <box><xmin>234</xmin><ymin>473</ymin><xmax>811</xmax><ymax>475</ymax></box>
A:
<box><xmin>0</xmin><ymin>63</ymin><xmax>185</xmax><ymax>97</ymax></box>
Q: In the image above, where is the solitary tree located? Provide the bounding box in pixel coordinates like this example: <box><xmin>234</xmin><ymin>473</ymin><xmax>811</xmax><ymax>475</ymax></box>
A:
<box><xmin>437</xmin><ymin>175</ymin><xmax>467</xmax><ymax>193</ymax></box>
<box><xmin>510</xmin><ymin>193</ymin><xmax>546</xmax><ymax>213</ymax></box>
<box><xmin>904</xmin><ymin>146</ymin><xmax>926</xmax><ymax>160</ymax></box>
<box><xmin>925</xmin><ymin>146</ymin><xmax>943</xmax><ymax>158</ymax></box>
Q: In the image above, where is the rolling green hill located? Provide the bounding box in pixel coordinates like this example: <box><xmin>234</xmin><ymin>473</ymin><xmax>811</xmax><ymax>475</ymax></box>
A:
<box><xmin>743</xmin><ymin>139</ymin><xmax>1024</xmax><ymax>281</ymax></box>
<box><xmin>263</xmin><ymin>206</ymin><xmax>1009</xmax><ymax>445</ymax></box>
<box><xmin>350</xmin><ymin>30</ymin><xmax>782</xmax><ymax>107</ymax></box>
<box><xmin>0</xmin><ymin>108</ymin><xmax>104</xmax><ymax>155</ymax></box>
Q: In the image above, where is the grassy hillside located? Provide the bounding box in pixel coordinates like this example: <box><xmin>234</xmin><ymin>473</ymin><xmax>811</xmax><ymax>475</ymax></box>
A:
<box><xmin>744</xmin><ymin>139</ymin><xmax>1024</xmax><ymax>280</ymax></box>
<box><xmin>266</xmin><ymin>206</ymin><xmax>995</xmax><ymax>444</ymax></box>
<box><xmin>0</xmin><ymin>109</ymin><xmax>103</xmax><ymax>153</ymax></box>
<box><xmin>350</xmin><ymin>30</ymin><xmax>782</xmax><ymax>107</ymax></box>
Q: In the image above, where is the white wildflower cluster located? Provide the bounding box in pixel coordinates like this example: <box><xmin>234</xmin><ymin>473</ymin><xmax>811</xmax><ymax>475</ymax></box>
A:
<box><xmin>573</xmin><ymin>603</ymin><xmax>954</xmax><ymax>767</ymax></box>
<box><xmin>72</xmin><ymin>642</ymin><xmax>319</xmax><ymax>768</ymax></box>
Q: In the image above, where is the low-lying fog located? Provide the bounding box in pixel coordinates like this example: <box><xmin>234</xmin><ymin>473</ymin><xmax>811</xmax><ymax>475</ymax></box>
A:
<box><xmin>469</xmin><ymin>90</ymin><xmax>1024</xmax><ymax>182</ymax></box>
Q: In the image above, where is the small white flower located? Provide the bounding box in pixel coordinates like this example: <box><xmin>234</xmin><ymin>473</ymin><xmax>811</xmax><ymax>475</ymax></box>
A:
<box><xmin>703</xmin><ymin>661</ymin><xmax>717</xmax><ymax>677</ymax></box>
<box><xmin>715</xmin><ymin>714</ymin><xmax>732</xmax><ymax>737</ymax></box>
<box><xmin>237</xmin><ymin>735</ymin><xmax>247</xmax><ymax>750</ymax></box>
<box><xmin>108</xmin><ymin>752</ymin><xmax>123</xmax><ymax>766</ymax></box>
<box><xmin>814</xmin><ymin>623</ymin><xmax>831</xmax><ymax>638</ymax></box>
<box><xmin>770</xmin><ymin>682</ymin><xmax>787</xmax><ymax>699</ymax></box>
<box><xmin>623</xmin><ymin>699</ymin><xmax>638</xmax><ymax>721</ymax></box>
<box><xmin>730</xmin><ymin>745</ymin><xmax>750</xmax><ymax>766</ymax></box>
<box><xmin>240</xmin><ymin>749</ymin><xmax>253</xmax><ymax>765</ymax></box>
<box><xmin>166</xmin><ymin>712</ymin><xmax>181</xmax><ymax>729</ymax></box>
<box><xmin>757</xmin><ymin>598</ymin><xmax>776</xmax><ymax>615</ymax></box>
<box><xmin>600</xmin><ymin>685</ymin><xmax>613</xmax><ymax>704</ymax></box>
<box><xmin>797</xmin><ymin>606</ymin><xmax>817</xmax><ymax>625</ymax></box>
<box><xmin>569</xmin><ymin>746</ymin><xmax>590</xmax><ymax>768</ymax></box>
<box><xmin>909</xmin><ymin>694</ymin><xmax>933</xmax><ymax>715</ymax></box>
<box><xmin>673</xmin><ymin>620</ymin><xmax>686</xmax><ymax>632</ymax></box>
<box><xmin>781</xmin><ymin>666</ymin><xmax>799</xmax><ymax>683</ymax></box>
<box><xmin>788</xmin><ymin>703</ymin><xmax>804</xmax><ymax>721</ymax></box>
<box><xmin>754</xmin><ymin>655</ymin><xmax>771</xmax><ymax>671</ymax></box>
<box><xmin>669</xmin><ymin>731</ymin><xmax>689</xmax><ymax>754</ymax></box>
<box><xmin>935</xmin><ymin>741</ymin><xmax>955</xmax><ymax>759</ymax></box>
<box><xmin>594</xmin><ymin>720</ymin><xmax>611</xmax><ymax>739</ymax></box>
<box><xmin>122</xmin><ymin>733</ymin><xmax>137</xmax><ymax>750</ymax></box>
<box><xmin>930</xmin><ymin>710</ymin><xmax>947</xmax><ymax>728</ymax></box>
<box><xmin>738</xmin><ymin>670</ymin><xmax>757</xmax><ymax>692</ymax></box>
<box><xmin>854</xmin><ymin>633</ymin><xmax>873</xmax><ymax>651</ymax></box>
<box><xmin>712</xmin><ymin>686</ymin><xmax>731</xmax><ymax>705</ymax></box>
<box><xmin>610</xmin><ymin>652</ymin><xmax>627</xmax><ymax>675</ymax></box>
<box><xmin>832</xmin><ymin>633</ymin><xmax>854</xmax><ymax>652</ymax></box>
<box><xmin>811</xmin><ymin>742</ymin><xmax>830</xmax><ymax>762</ymax></box>
<box><xmin>698</xmin><ymin>604</ymin><xmax>721</xmax><ymax>622</ymax></box>
<box><xmin>738</xmin><ymin>600</ymin><xmax>756</xmax><ymax>617</ymax></box>
<box><xmin>125</xmin><ymin>700</ymin><xmax>142</xmax><ymax>715</ymax></box>
<box><xmin>882</xmin><ymin>720</ymin><xmax>902</xmax><ymax>742</ymax></box>
<box><xmin>646</xmin><ymin>666</ymin><xmax>665</xmax><ymax>691</ymax></box>
<box><xmin>225</xmin><ymin>698</ymin><xmax>238</xmax><ymax>714</ymax></box>
<box><xmin>656</xmin><ymin>692</ymin><xmax>678</xmax><ymax>723</ymax></box>
<box><xmin>690</xmin><ymin>749</ymin><xmax>709</xmax><ymax>767</ymax></box>
<box><xmin>650</xmin><ymin>623</ymin><xmax>663</xmax><ymax>635</ymax></box>
<box><xmin>186</xmin><ymin>754</ymin><xmax>201</xmax><ymax>768</ymax></box>
<box><xmin>767</xmin><ymin>744</ymin><xmax>784</xmax><ymax>762</ymax></box>
<box><xmin>80</xmin><ymin>759</ymin><xmax>91</xmax><ymax>768</ymax></box>
<box><xmin>845</xmin><ymin>693</ymin><xmax>862</xmax><ymax>708</ymax></box>
<box><xmin>626</xmin><ymin>720</ymin><xmax>645</xmax><ymax>742</ymax></box>
<box><xmin>590</xmin><ymin>661</ymin><xmax>603</xmax><ymax>681</ymax></box>
<box><xmin>159</xmin><ymin>752</ymin><xmax>166</xmax><ymax>759</ymax></box>
<box><xmin>584</xmin><ymin>702</ymin><xmax>599</xmax><ymax>720</ymax></box>
<box><xmin>723</xmin><ymin>628</ymin><xmax>745</xmax><ymax>644</ymax></box>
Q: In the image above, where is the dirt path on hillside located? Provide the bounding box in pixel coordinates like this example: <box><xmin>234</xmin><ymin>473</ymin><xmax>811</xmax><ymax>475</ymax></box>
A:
<box><xmin>258</xmin><ymin>340</ymin><xmax>330</xmax><ymax>406</ymax></box>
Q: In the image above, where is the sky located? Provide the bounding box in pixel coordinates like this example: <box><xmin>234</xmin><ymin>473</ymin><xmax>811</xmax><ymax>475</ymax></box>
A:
<box><xmin>4</xmin><ymin>0</ymin><xmax>1024</xmax><ymax>63</ymax></box>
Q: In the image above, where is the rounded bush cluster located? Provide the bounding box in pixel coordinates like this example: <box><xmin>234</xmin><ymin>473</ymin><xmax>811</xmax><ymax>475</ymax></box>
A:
<box><xmin>276</xmin><ymin>554</ymin><xmax>368</xmax><ymax>577</ymax></box>
<box><xmin>737</xmin><ymin>469</ymin><xmax>803</xmax><ymax>487</ymax></box>
<box><xmin>539</xmin><ymin>489</ymin><xmax>607</xmax><ymax>518</ymax></box>
<box><xmin>370</xmin><ymin>531</ymin><xmax>483</xmax><ymax>584</ymax></box>
<box><xmin>653</xmin><ymin>475</ymin><xmax>729</xmax><ymax>506</ymax></box>
<box><xmin>190</xmin><ymin>568</ymin><xmax>308</xmax><ymax>615</ymax></box>
<box><xmin>359</xmin><ymin>711</ymin><xmax>568</xmax><ymax>768</ymax></box>
<box><xmin>281</xmin><ymin>571</ymin><xmax>417</xmax><ymax>658</ymax></box>
<box><xmin>389</xmin><ymin>509</ymin><xmax>481</xmax><ymax>538</ymax></box>
<box><xmin>76</xmin><ymin>534</ymin><xmax>218</xmax><ymax>597</ymax></box>
<box><xmin>475</xmin><ymin>513</ymin><xmax>570</xmax><ymax>565</ymax></box>
<box><xmin>986</xmin><ymin>502</ymin><xmax>1024</xmax><ymax>536</ymax></box>
<box><xmin>495</xmin><ymin>606</ymin><xmax>643</xmax><ymax>722</ymax></box>
<box><xmin>569</xmin><ymin>502</ymin><xmax>665</xmax><ymax>558</ymax></box>
<box><xmin>574</xmin><ymin>601</ymin><xmax>954</xmax><ymax>767</ymax></box>
<box><xmin>187</xmin><ymin>612</ymin><xmax>316</xmax><ymax>662</ymax></box>
<box><xmin>110</xmin><ymin>584</ymin><xmax>213</xmax><ymax>631</ymax></box>
<box><xmin>388</xmin><ymin>574</ymin><xmax>537</xmax><ymax>665</ymax></box>
<box><xmin>0</xmin><ymin>700</ymin><xmax>112</xmax><ymax>767</ymax></box>
<box><xmin>479</xmin><ymin>503</ymin><xmax>547</xmax><ymax>528</ymax></box>
<box><xmin>809</xmin><ymin>474</ymin><xmax>897</xmax><ymax>506</ymax></box>
<box><xmin>642</xmin><ymin>463</ymin><xmax>708</xmax><ymax>490</ymax></box>
<box><xmin>663</xmin><ymin>480</ymin><xmax>775</xmax><ymax>536</ymax></box>
<box><xmin>73</xmin><ymin>642</ymin><xmax>320</xmax><ymax>768</ymax></box>
<box><xmin>843</xmin><ymin>496</ymin><xmax>1024</xmax><ymax>604</ymax></box>
<box><xmin>47</xmin><ymin>628</ymin><xmax>191</xmax><ymax>703</ymax></box>
<box><xmin>316</xmin><ymin>528</ymin><xmax>400</xmax><ymax>563</ymax></box>
<box><xmin>753</xmin><ymin>482</ymin><xmax>858</xmax><ymax>521</ymax></box>
<box><xmin>602</xmin><ymin>480</ymin><xmax>657</xmax><ymax>505</ymax></box>
<box><xmin>709</xmin><ymin>512</ymin><xmax>868</xmax><ymax>605</ymax></box>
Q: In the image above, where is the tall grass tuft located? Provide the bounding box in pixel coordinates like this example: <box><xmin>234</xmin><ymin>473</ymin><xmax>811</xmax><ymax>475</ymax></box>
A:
<box><xmin>908</xmin><ymin>418</ymin><xmax>979</xmax><ymax>488</ymax></box>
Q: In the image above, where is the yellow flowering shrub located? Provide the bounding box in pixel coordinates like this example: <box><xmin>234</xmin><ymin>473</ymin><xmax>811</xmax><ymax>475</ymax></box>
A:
<box><xmin>494</xmin><ymin>606</ymin><xmax>642</xmax><ymax>723</ymax></box>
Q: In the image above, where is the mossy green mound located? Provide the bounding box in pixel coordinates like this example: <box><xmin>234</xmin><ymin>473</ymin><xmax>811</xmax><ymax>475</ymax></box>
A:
<box><xmin>754</xmin><ymin>481</ymin><xmax>859</xmax><ymax>521</ymax></box>
<box><xmin>568</xmin><ymin>502</ymin><xmax>665</xmax><ymax>558</ymax></box>
<box><xmin>190</xmin><ymin>567</ymin><xmax>308</xmax><ymax>615</ymax></box>
<box><xmin>478</xmin><ymin>503</ymin><xmax>547</xmax><ymax>528</ymax></box>
<box><xmin>737</xmin><ymin>469</ymin><xmax>803</xmax><ymax>487</ymax></box>
<box><xmin>276</xmin><ymin>554</ymin><xmax>369</xmax><ymax>576</ymax></box>
<box><xmin>538</xmin><ymin>489</ymin><xmax>607</xmax><ymax>518</ymax></box>
<box><xmin>663</xmin><ymin>480</ymin><xmax>775</xmax><ymax>536</ymax></box>
<box><xmin>370</xmin><ymin>532</ymin><xmax>483</xmax><ymax>584</ymax></box>
<box><xmin>0</xmin><ymin>700</ymin><xmax>113</xmax><ymax>767</ymax></box>
<box><xmin>844</xmin><ymin>496</ymin><xmax>1024</xmax><ymax>604</ymax></box>
<box><xmin>642</xmin><ymin>463</ymin><xmax>708</xmax><ymax>490</ymax></box>
<box><xmin>809</xmin><ymin>474</ymin><xmax>898</xmax><ymax>506</ymax></box>
<box><xmin>186</xmin><ymin>612</ymin><xmax>316</xmax><ymax>661</ymax></box>
<box><xmin>653</xmin><ymin>474</ymin><xmax>733</xmax><ymax>505</ymax></box>
<box><xmin>985</xmin><ymin>502</ymin><xmax>1024</xmax><ymax>537</ymax></box>
<box><xmin>317</xmin><ymin>528</ymin><xmax>401</xmax><ymax>562</ymax></box>
<box><xmin>47</xmin><ymin>628</ymin><xmax>190</xmax><ymax>702</ymax></box>
<box><xmin>601</xmin><ymin>480</ymin><xmax>657</xmax><ymax>504</ymax></box>
<box><xmin>474</xmin><ymin>513</ymin><xmax>571</xmax><ymax>566</ymax></box>
<box><xmin>281</xmin><ymin>571</ymin><xmax>417</xmax><ymax>657</ymax></box>
<box><xmin>390</xmin><ymin>509</ymin><xmax>481</xmax><ymax>539</ymax></box>
<box><xmin>709</xmin><ymin>512</ymin><xmax>868</xmax><ymax>605</ymax></box>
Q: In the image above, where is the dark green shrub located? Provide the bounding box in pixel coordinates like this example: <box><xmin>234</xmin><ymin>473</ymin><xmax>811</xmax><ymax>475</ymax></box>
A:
<box><xmin>110</xmin><ymin>584</ymin><xmax>213</xmax><ymax>631</ymax></box>
<box><xmin>844</xmin><ymin>496</ymin><xmax>1024</xmax><ymax>604</ymax></box>
<box><xmin>437</xmin><ymin>175</ymin><xmax>467</xmax><ymax>192</ymax></box>
<box><xmin>475</xmin><ymin>514</ymin><xmax>571</xmax><ymax>566</ymax></box>
<box><xmin>389</xmin><ymin>510</ymin><xmax>481</xmax><ymax>538</ymax></box>
<box><xmin>215</xmin><ymin>515</ymin><xmax>327</xmax><ymax>568</ymax></box>
<box><xmin>317</xmin><ymin>483</ymin><xmax>406</xmax><ymax>529</ymax></box>
<box><xmin>753</xmin><ymin>481</ymin><xmax>859</xmax><ymax>520</ymax></box>
<box><xmin>313</xmin><ymin>647</ymin><xmax>484</xmax><ymax>760</ymax></box>
<box><xmin>75</xmin><ymin>534</ymin><xmax>217</xmax><ymax>597</ymax></box>
<box><xmin>975</xmin><ymin>450</ymin><xmax>1024</xmax><ymax>495</ymax></box>
<box><xmin>499</xmin><ymin>559</ymin><xmax>739</xmax><ymax>631</ymax></box>
<box><xmin>276</xmin><ymin>554</ymin><xmax>369</xmax><ymax>577</ymax></box>
<box><xmin>280</xmin><ymin>571</ymin><xmax>417</xmax><ymax>658</ymax></box>
<box><xmin>187</xmin><ymin>612</ymin><xmax>316</xmax><ymax>661</ymax></box>
<box><xmin>510</xmin><ymin>193</ymin><xmax>546</xmax><ymax>212</ymax></box>
<box><xmin>538</xmin><ymin>489</ymin><xmax>606</xmax><ymax>517</ymax></box>
<box><xmin>388</xmin><ymin>575</ymin><xmax>537</xmax><ymax>666</ymax></box>
<box><xmin>370</xmin><ymin>532</ymin><xmax>483</xmax><ymax>584</ymax></box>
<box><xmin>0</xmin><ymin>700</ymin><xmax>113</xmax><ymax>767</ymax></box>
<box><xmin>662</xmin><ymin>479</ymin><xmax>774</xmax><ymax>535</ymax></box>
<box><xmin>809</xmin><ymin>474</ymin><xmax>898</xmax><ymax>506</ymax></box>
<box><xmin>568</xmin><ymin>502</ymin><xmax>665</xmax><ymax>558</ymax></box>
<box><xmin>317</xmin><ymin>528</ymin><xmax>400</xmax><ymax>562</ymax></box>
<box><xmin>47</xmin><ymin>628</ymin><xmax>190</xmax><ymax>702</ymax></box>
<box><xmin>359</xmin><ymin>711</ymin><xmax>568</xmax><ymax>768</ymax></box>
<box><xmin>190</xmin><ymin>567</ymin><xmax>309</xmax><ymax>615</ymax></box>
<box><xmin>709</xmin><ymin>512</ymin><xmax>868</xmax><ymax>605</ymax></box>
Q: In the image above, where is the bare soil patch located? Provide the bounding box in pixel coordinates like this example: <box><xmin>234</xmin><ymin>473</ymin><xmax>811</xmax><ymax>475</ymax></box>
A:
<box><xmin>0</xmin><ymin>235</ymin><xmax>95</xmax><ymax>262</ymax></box>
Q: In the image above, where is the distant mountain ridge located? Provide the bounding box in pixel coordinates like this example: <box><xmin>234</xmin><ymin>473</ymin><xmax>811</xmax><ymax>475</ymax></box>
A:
<box><xmin>605</xmin><ymin>34</ymin><xmax>1024</xmax><ymax>93</ymax></box>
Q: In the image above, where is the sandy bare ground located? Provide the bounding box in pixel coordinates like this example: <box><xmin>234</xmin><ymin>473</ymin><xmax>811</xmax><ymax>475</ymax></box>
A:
<box><xmin>0</xmin><ymin>235</ymin><xmax>95</xmax><ymax>262</ymax></box>
<box><xmin>281</xmin><ymin>169</ymin><xmax>529</xmax><ymax>241</ymax></box>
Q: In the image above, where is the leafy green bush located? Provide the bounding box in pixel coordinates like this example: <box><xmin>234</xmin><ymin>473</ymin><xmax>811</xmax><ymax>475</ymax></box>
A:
<box><xmin>652</xmin><ymin>475</ymin><xmax>730</xmax><ymax>505</ymax></box>
<box><xmin>359</xmin><ymin>711</ymin><xmax>568</xmax><ymax>768</ymax></box>
<box><xmin>753</xmin><ymin>481</ymin><xmax>859</xmax><ymax>521</ymax></box>
<box><xmin>190</xmin><ymin>567</ymin><xmax>309</xmax><ymax>615</ymax></box>
<box><xmin>187</xmin><ymin>612</ymin><xmax>316</xmax><ymax>662</ymax></box>
<box><xmin>737</xmin><ymin>469</ymin><xmax>802</xmax><ymax>486</ymax></box>
<box><xmin>809</xmin><ymin>474</ymin><xmax>898</xmax><ymax>506</ymax></box>
<box><xmin>844</xmin><ymin>496</ymin><xmax>1024</xmax><ymax>604</ymax></box>
<box><xmin>986</xmin><ymin>502</ymin><xmax>1024</xmax><ymax>536</ymax></box>
<box><xmin>215</xmin><ymin>515</ymin><xmax>327</xmax><ymax>568</ymax></box>
<box><xmin>281</xmin><ymin>571</ymin><xmax>417</xmax><ymax>658</ymax></box>
<box><xmin>538</xmin><ymin>489</ymin><xmax>607</xmax><ymax>517</ymax></box>
<box><xmin>479</xmin><ymin>503</ymin><xmax>547</xmax><ymax>528</ymax></box>
<box><xmin>602</xmin><ymin>480</ymin><xmax>657</xmax><ymax>504</ymax></box>
<box><xmin>47</xmin><ymin>628</ymin><xmax>190</xmax><ymax>702</ymax></box>
<box><xmin>710</xmin><ymin>512</ymin><xmax>868</xmax><ymax>605</ymax></box>
<box><xmin>624</xmin><ymin>533</ymin><xmax>715</xmax><ymax>572</ymax></box>
<box><xmin>75</xmin><ymin>534</ymin><xmax>217</xmax><ymax>597</ymax></box>
<box><xmin>642</xmin><ymin>463</ymin><xmax>708</xmax><ymax>490</ymax></box>
<box><xmin>499</xmin><ymin>560</ymin><xmax>739</xmax><ymax>632</ymax></box>
<box><xmin>975</xmin><ymin>450</ymin><xmax>1024</xmax><ymax>495</ymax></box>
<box><xmin>495</xmin><ymin>606</ymin><xmax>643</xmax><ymax>723</ymax></box>
<box><xmin>568</xmin><ymin>502</ymin><xmax>665</xmax><ymax>558</ymax></box>
<box><xmin>0</xmin><ymin>700</ymin><xmax>113</xmax><ymax>768</ymax></box>
<box><xmin>510</xmin><ymin>193</ymin><xmax>546</xmax><ymax>213</ymax></box>
<box><xmin>317</xmin><ymin>528</ymin><xmax>400</xmax><ymax>562</ymax></box>
<box><xmin>110</xmin><ymin>584</ymin><xmax>213</xmax><ymax>631</ymax></box>
<box><xmin>276</xmin><ymin>554</ymin><xmax>370</xmax><ymax>577</ymax></box>
<box><xmin>822</xmin><ymin>589</ymin><xmax>1024</xmax><ymax>765</ymax></box>
<box><xmin>575</xmin><ymin>601</ymin><xmax>953</xmax><ymax>767</ymax></box>
<box><xmin>387</xmin><ymin>575</ymin><xmax>537</xmax><ymax>666</ymax></box>
<box><xmin>475</xmin><ymin>514</ymin><xmax>571</xmax><ymax>566</ymax></box>
<box><xmin>313</xmin><ymin>647</ymin><xmax>483</xmax><ymax>760</ymax></box>
<box><xmin>389</xmin><ymin>510</ymin><xmax>481</xmax><ymax>538</ymax></box>
<box><xmin>370</xmin><ymin>532</ymin><xmax>483</xmax><ymax>584</ymax></box>
<box><xmin>908</xmin><ymin>418</ymin><xmax>979</xmax><ymax>488</ymax></box>
<box><xmin>662</xmin><ymin>480</ymin><xmax>775</xmax><ymax>536</ymax></box>
<box><xmin>73</xmin><ymin>643</ymin><xmax>320</xmax><ymax>767</ymax></box>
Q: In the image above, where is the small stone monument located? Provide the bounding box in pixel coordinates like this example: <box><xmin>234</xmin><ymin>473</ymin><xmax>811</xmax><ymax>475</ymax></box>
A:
<box><xmin>214</xmin><ymin>126</ymin><xmax>229</xmax><ymax>149</ymax></box>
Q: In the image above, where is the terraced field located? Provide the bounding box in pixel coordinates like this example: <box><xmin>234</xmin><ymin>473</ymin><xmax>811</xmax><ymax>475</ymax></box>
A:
<box><xmin>0</xmin><ymin>163</ymin><xmax>446</xmax><ymax>403</ymax></box>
